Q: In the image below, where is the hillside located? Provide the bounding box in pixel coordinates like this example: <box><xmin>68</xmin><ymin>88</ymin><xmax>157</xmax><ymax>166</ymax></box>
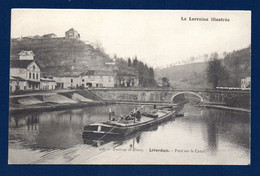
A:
<box><xmin>155</xmin><ymin>46</ymin><xmax>251</xmax><ymax>89</ymax></box>
<box><xmin>10</xmin><ymin>38</ymin><xmax>114</xmax><ymax>76</ymax></box>
<box><xmin>155</xmin><ymin>62</ymin><xmax>208</xmax><ymax>89</ymax></box>
<box><xmin>223</xmin><ymin>46</ymin><xmax>251</xmax><ymax>87</ymax></box>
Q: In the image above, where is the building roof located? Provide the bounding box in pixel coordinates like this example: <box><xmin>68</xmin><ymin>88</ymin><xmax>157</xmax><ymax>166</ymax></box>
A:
<box><xmin>116</xmin><ymin>70</ymin><xmax>138</xmax><ymax>77</ymax></box>
<box><xmin>10</xmin><ymin>59</ymin><xmax>41</xmax><ymax>69</ymax></box>
<box><xmin>81</xmin><ymin>70</ymin><xmax>116</xmax><ymax>76</ymax></box>
<box><xmin>10</xmin><ymin>60</ymin><xmax>34</xmax><ymax>68</ymax></box>
<box><xmin>42</xmin><ymin>33</ymin><xmax>57</xmax><ymax>37</ymax></box>
<box><xmin>67</xmin><ymin>28</ymin><xmax>78</xmax><ymax>33</ymax></box>
<box><xmin>81</xmin><ymin>70</ymin><xmax>95</xmax><ymax>76</ymax></box>
<box><xmin>10</xmin><ymin>76</ymin><xmax>27</xmax><ymax>81</ymax></box>
<box><xmin>40</xmin><ymin>78</ymin><xmax>56</xmax><ymax>82</ymax></box>
<box><xmin>54</xmin><ymin>72</ymin><xmax>82</xmax><ymax>77</ymax></box>
<box><xmin>18</xmin><ymin>50</ymin><xmax>35</xmax><ymax>56</ymax></box>
<box><xmin>43</xmin><ymin>33</ymin><xmax>56</xmax><ymax>36</ymax></box>
<box><xmin>27</xmin><ymin>80</ymin><xmax>40</xmax><ymax>83</ymax></box>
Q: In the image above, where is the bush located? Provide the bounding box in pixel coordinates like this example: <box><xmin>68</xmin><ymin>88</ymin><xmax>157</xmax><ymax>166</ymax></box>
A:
<box><xmin>223</xmin><ymin>93</ymin><xmax>250</xmax><ymax>109</ymax></box>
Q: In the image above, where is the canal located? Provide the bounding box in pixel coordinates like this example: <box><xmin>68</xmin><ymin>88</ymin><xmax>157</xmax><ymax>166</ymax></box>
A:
<box><xmin>8</xmin><ymin>103</ymin><xmax>250</xmax><ymax>165</ymax></box>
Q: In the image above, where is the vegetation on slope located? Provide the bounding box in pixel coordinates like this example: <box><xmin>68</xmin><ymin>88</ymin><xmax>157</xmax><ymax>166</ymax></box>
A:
<box><xmin>155</xmin><ymin>45</ymin><xmax>251</xmax><ymax>89</ymax></box>
<box><xmin>116</xmin><ymin>56</ymin><xmax>156</xmax><ymax>87</ymax></box>
<box><xmin>223</xmin><ymin>46</ymin><xmax>251</xmax><ymax>87</ymax></box>
<box><xmin>11</xmin><ymin>38</ymin><xmax>157</xmax><ymax>87</ymax></box>
<box><xmin>11</xmin><ymin>38</ymin><xmax>112</xmax><ymax>76</ymax></box>
<box><xmin>155</xmin><ymin>62</ymin><xmax>208</xmax><ymax>89</ymax></box>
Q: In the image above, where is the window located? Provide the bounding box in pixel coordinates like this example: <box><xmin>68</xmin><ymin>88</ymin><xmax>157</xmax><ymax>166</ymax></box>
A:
<box><xmin>36</xmin><ymin>73</ymin><xmax>38</xmax><ymax>79</ymax></box>
<box><xmin>33</xmin><ymin>73</ymin><xmax>35</xmax><ymax>79</ymax></box>
<box><xmin>29</xmin><ymin>73</ymin><xmax>31</xmax><ymax>79</ymax></box>
<box><xmin>71</xmin><ymin>79</ymin><xmax>73</xmax><ymax>83</ymax></box>
<box><xmin>82</xmin><ymin>79</ymin><xmax>84</xmax><ymax>82</ymax></box>
<box><xmin>29</xmin><ymin>84</ymin><xmax>31</xmax><ymax>88</ymax></box>
<box><xmin>33</xmin><ymin>65</ymin><xmax>35</xmax><ymax>70</ymax></box>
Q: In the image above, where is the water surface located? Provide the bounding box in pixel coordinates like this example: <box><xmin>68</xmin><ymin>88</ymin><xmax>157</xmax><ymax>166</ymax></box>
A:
<box><xmin>8</xmin><ymin>104</ymin><xmax>250</xmax><ymax>165</ymax></box>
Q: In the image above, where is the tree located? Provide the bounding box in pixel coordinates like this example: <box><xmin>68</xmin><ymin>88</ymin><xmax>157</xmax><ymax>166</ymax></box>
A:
<box><xmin>133</xmin><ymin>56</ymin><xmax>138</xmax><ymax>67</ymax></box>
<box><xmin>127</xmin><ymin>58</ymin><xmax>132</xmax><ymax>67</ymax></box>
<box><xmin>94</xmin><ymin>40</ymin><xmax>105</xmax><ymax>52</ymax></box>
<box><xmin>115</xmin><ymin>55</ymin><xmax>157</xmax><ymax>87</ymax></box>
<box><xmin>161</xmin><ymin>77</ymin><xmax>170</xmax><ymax>88</ymax></box>
<box><xmin>206</xmin><ymin>53</ymin><xmax>229</xmax><ymax>88</ymax></box>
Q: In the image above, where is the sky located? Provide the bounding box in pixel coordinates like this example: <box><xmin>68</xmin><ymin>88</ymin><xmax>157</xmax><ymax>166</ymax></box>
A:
<box><xmin>11</xmin><ymin>9</ymin><xmax>251</xmax><ymax>68</ymax></box>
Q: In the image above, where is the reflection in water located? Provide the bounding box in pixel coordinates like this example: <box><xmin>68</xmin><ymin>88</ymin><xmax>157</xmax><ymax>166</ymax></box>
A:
<box><xmin>9</xmin><ymin>104</ymin><xmax>141</xmax><ymax>150</ymax></box>
<box><xmin>201</xmin><ymin>109</ymin><xmax>250</xmax><ymax>151</ymax></box>
<box><xmin>136</xmin><ymin>134</ymin><xmax>141</xmax><ymax>144</ymax></box>
<box><xmin>206</xmin><ymin>118</ymin><xmax>218</xmax><ymax>155</ymax></box>
<box><xmin>27</xmin><ymin>115</ymin><xmax>39</xmax><ymax>131</ymax></box>
<box><xmin>9</xmin><ymin>104</ymin><xmax>250</xmax><ymax>164</ymax></box>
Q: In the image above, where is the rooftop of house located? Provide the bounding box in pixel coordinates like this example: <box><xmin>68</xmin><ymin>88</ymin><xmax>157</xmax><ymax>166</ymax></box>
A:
<box><xmin>116</xmin><ymin>70</ymin><xmax>138</xmax><ymax>77</ymax></box>
<box><xmin>81</xmin><ymin>70</ymin><xmax>116</xmax><ymax>76</ymax></box>
<box><xmin>40</xmin><ymin>78</ymin><xmax>56</xmax><ymax>82</ymax></box>
<box><xmin>10</xmin><ymin>60</ymin><xmax>34</xmax><ymax>69</ymax></box>
<box><xmin>10</xmin><ymin>76</ymin><xmax>27</xmax><ymax>81</ymax></box>
<box><xmin>42</xmin><ymin>33</ymin><xmax>57</xmax><ymax>37</ymax></box>
<box><xmin>18</xmin><ymin>50</ymin><xmax>35</xmax><ymax>56</ymax></box>
<box><xmin>66</xmin><ymin>28</ymin><xmax>78</xmax><ymax>33</ymax></box>
<box><xmin>54</xmin><ymin>72</ymin><xmax>82</xmax><ymax>77</ymax></box>
<box><xmin>10</xmin><ymin>60</ymin><xmax>41</xmax><ymax>69</ymax></box>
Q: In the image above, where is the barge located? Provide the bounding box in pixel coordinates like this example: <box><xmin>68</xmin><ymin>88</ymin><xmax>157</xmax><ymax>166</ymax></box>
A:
<box><xmin>82</xmin><ymin>106</ymin><xmax>177</xmax><ymax>140</ymax></box>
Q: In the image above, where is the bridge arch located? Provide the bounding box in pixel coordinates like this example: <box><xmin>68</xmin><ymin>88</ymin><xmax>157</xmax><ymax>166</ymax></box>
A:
<box><xmin>171</xmin><ymin>91</ymin><xmax>204</xmax><ymax>103</ymax></box>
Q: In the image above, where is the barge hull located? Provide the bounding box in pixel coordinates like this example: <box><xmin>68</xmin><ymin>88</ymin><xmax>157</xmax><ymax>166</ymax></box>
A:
<box><xmin>82</xmin><ymin>111</ymin><xmax>176</xmax><ymax>140</ymax></box>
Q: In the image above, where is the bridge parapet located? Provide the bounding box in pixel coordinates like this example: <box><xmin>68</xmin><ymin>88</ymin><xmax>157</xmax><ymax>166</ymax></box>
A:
<box><xmin>90</xmin><ymin>88</ymin><xmax>250</xmax><ymax>104</ymax></box>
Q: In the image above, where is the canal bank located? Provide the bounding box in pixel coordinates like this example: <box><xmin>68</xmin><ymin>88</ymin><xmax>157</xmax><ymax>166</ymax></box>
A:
<box><xmin>196</xmin><ymin>103</ymin><xmax>250</xmax><ymax>113</ymax></box>
<box><xmin>9</xmin><ymin>89</ymin><xmax>105</xmax><ymax>114</ymax></box>
<box><xmin>9</xmin><ymin>88</ymin><xmax>186</xmax><ymax>114</ymax></box>
<box><xmin>9</xmin><ymin>88</ymin><xmax>250</xmax><ymax>114</ymax></box>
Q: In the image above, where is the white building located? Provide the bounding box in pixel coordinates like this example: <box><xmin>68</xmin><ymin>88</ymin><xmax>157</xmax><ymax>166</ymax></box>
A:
<box><xmin>10</xmin><ymin>51</ymin><xmax>41</xmax><ymax>92</ymax></box>
<box><xmin>9</xmin><ymin>76</ymin><xmax>27</xmax><ymax>92</ymax></box>
<box><xmin>115</xmin><ymin>71</ymin><xmax>139</xmax><ymax>87</ymax></box>
<box><xmin>40</xmin><ymin>77</ymin><xmax>57</xmax><ymax>90</ymax></box>
<box><xmin>18</xmin><ymin>50</ymin><xmax>35</xmax><ymax>60</ymax></box>
<box><xmin>241</xmin><ymin>77</ymin><xmax>251</xmax><ymax>89</ymax></box>
<box><xmin>80</xmin><ymin>70</ymin><xmax>116</xmax><ymax>88</ymax></box>
<box><xmin>53</xmin><ymin>73</ymin><xmax>81</xmax><ymax>89</ymax></box>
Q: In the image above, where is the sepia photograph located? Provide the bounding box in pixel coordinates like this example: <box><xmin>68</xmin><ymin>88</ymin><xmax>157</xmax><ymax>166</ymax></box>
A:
<box><xmin>9</xmin><ymin>9</ymin><xmax>251</xmax><ymax>165</ymax></box>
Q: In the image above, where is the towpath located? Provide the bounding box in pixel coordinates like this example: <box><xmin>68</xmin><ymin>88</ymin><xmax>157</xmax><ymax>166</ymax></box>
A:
<box><xmin>10</xmin><ymin>89</ymin><xmax>76</xmax><ymax>98</ymax></box>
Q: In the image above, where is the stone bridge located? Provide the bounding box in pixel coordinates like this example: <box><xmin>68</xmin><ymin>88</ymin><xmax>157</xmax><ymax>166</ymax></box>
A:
<box><xmin>90</xmin><ymin>88</ymin><xmax>250</xmax><ymax>104</ymax></box>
